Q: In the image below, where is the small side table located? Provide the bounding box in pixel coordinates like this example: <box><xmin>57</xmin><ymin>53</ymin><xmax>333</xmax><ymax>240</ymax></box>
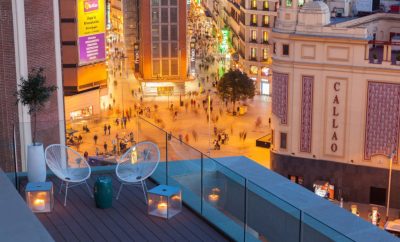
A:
<box><xmin>94</xmin><ymin>176</ymin><xmax>113</xmax><ymax>209</ymax></box>
<box><xmin>147</xmin><ymin>185</ymin><xmax>181</xmax><ymax>219</ymax></box>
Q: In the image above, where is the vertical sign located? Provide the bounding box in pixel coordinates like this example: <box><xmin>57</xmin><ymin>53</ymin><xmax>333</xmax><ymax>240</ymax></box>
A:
<box><xmin>77</xmin><ymin>0</ymin><xmax>106</xmax><ymax>65</ymax></box>
<box><xmin>134</xmin><ymin>43</ymin><xmax>139</xmax><ymax>71</ymax></box>
<box><xmin>190</xmin><ymin>42</ymin><xmax>196</xmax><ymax>74</ymax></box>
<box><xmin>324</xmin><ymin>79</ymin><xmax>347</xmax><ymax>157</ymax></box>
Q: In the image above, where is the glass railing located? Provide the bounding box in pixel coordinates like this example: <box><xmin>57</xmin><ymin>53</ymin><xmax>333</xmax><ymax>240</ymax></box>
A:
<box><xmin>13</xmin><ymin>116</ymin><xmax>393</xmax><ymax>241</ymax></box>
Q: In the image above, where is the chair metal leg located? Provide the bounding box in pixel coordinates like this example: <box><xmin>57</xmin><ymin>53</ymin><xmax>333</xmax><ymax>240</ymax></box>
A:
<box><xmin>64</xmin><ymin>182</ymin><xmax>69</xmax><ymax>206</ymax></box>
<box><xmin>85</xmin><ymin>181</ymin><xmax>93</xmax><ymax>197</ymax></box>
<box><xmin>116</xmin><ymin>183</ymin><xmax>123</xmax><ymax>200</ymax></box>
<box><xmin>141</xmin><ymin>180</ymin><xmax>147</xmax><ymax>204</ymax></box>
<box><xmin>59</xmin><ymin>180</ymin><xmax>64</xmax><ymax>194</ymax></box>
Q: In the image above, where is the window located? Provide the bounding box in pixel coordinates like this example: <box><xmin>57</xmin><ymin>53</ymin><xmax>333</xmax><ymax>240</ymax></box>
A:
<box><xmin>282</xmin><ymin>44</ymin><xmax>289</xmax><ymax>56</ymax></box>
<box><xmin>153</xmin><ymin>60</ymin><xmax>160</xmax><ymax>76</ymax></box>
<box><xmin>161</xmin><ymin>0</ymin><xmax>168</xmax><ymax>6</ymax></box>
<box><xmin>251</xmin><ymin>14</ymin><xmax>257</xmax><ymax>26</ymax></box>
<box><xmin>263</xmin><ymin>31</ymin><xmax>268</xmax><ymax>43</ymax></box>
<box><xmin>280</xmin><ymin>132</ymin><xmax>287</xmax><ymax>149</ymax></box>
<box><xmin>170</xmin><ymin>8</ymin><xmax>177</xmax><ymax>23</ymax></box>
<box><xmin>152</xmin><ymin>0</ymin><xmax>160</xmax><ymax>6</ymax></box>
<box><xmin>251</xmin><ymin>0</ymin><xmax>257</xmax><ymax>9</ymax></box>
<box><xmin>152</xmin><ymin>9</ymin><xmax>159</xmax><ymax>23</ymax></box>
<box><xmin>171</xmin><ymin>59</ymin><xmax>178</xmax><ymax>75</ymax></box>
<box><xmin>250</xmin><ymin>48</ymin><xmax>257</xmax><ymax>59</ymax></box>
<box><xmin>170</xmin><ymin>43</ymin><xmax>178</xmax><ymax>57</ymax></box>
<box><xmin>152</xmin><ymin>25</ymin><xmax>159</xmax><ymax>41</ymax></box>
<box><xmin>161</xmin><ymin>8</ymin><xmax>168</xmax><ymax>22</ymax></box>
<box><xmin>162</xmin><ymin>43</ymin><xmax>169</xmax><ymax>57</ymax></box>
<box><xmin>170</xmin><ymin>25</ymin><xmax>177</xmax><ymax>41</ymax></box>
<box><xmin>263</xmin><ymin>48</ymin><xmax>268</xmax><ymax>60</ymax></box>
<box><xmin>152</xmin><ymin>43</ymin><xmax>160</xmax><ymax>58</ymax></box>
<box><xmin>161</xmin><ymin>25</ymin><xmax>169</xmax><ymax>40</ymax></box>
<box><xmin>298</xmin><ymin>0</ymin><xmax>304</xmax><ymax>6</ymax></box>
<box><xmin>162</xmin><ymin>59</ymin><xmax>169</xmax><ymax>75</ymax></box>
<box><xmin>286</xmin><ymin>0</ymin><xmax>292</xmax><ymax>7</ymax></box>
<box><xmin>263</xmin><ymin>15</ymin><xmax>269</xmax><ymax>27</ymax></box>
<box><xmin>264</xmin><ymin>1</ymin><xmax>269</xmax><ymax>10</ymax></box>
<box><xmin>251</xmin><ymin>30</ymin><xmax>257</xmax><ymax>42</ymax></box>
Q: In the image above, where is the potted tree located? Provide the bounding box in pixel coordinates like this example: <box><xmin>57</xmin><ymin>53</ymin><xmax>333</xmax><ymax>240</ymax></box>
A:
<box><xmin>373</xmin><ymin>53</ymin><xmax>378</xmax><ymax>64</ymax></box>
<box><xmin>396</xmin><ymin>54</ymin><xmax>400</xmax><ymax>65</ymax></box>
<box><xmin>15</xmin><ymin>68</ymin><xmax>57</xmax><ymax>182</ymax></box>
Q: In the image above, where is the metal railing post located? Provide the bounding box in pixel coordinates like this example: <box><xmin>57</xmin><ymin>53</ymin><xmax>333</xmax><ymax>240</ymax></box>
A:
<box><xmin>201</xmin><ymin>153</ymin><xmax>204</xmax><ymax>215</ymax></box>
<box><xmin>165</xmin><ymin>132</ymin><xmax>168</xmax><ymax>185</ymax></box>
<box><xmin>244</xmin><ymin>179</ymin><xmax>247</xmax><ymax>242</ymax></box>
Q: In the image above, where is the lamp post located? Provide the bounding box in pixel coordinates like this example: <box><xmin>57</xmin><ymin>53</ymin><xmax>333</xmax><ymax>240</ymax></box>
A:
<box><xmin>386</xmin><ymin>149</ymin><xmax>396</xmax><ymax>221</ymax></box>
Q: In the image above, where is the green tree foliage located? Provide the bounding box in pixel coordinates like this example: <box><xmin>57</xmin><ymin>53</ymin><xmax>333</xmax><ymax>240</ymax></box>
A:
<box><xmin>217</xmin><ymin>69</ymin><xmax>255</xmax><ymax>110</ymax></box>
<box><xmin>15</xmin><ymin>68</ymin><xmax>57</xmax><ymax>144</ymax></box>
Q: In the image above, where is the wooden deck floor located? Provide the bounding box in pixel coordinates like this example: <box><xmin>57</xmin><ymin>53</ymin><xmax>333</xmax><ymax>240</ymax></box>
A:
<box><xmin>22</xmin><ymin>175</ymin><xmax>228</xmax><ymax>242</ymax></box>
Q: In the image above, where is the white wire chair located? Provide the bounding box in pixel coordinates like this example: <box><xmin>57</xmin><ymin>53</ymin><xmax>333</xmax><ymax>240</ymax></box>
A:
<box><xmin>45</xmin><ymin>144</ymin><xmax>93</xmax><ymax>206</ymax></box>
<box><xmin>115</xmin><ymin>141</ymin><xmax>160</xmax><ymax>203</ymax></box>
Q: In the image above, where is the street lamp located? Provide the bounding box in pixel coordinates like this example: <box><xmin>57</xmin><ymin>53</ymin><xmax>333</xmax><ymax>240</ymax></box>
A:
<box><xmin>386</xmin><ymin>149</ymin><xmax>396</xmax><ymax>221</ymax></box>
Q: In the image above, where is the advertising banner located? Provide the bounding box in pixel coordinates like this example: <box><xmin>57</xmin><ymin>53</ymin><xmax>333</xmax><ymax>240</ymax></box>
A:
<box><xmin>77</xmin><ymin>0</ymin><xmax>106</xmax><ymax>65</ymax></box>
<box><xmin>190</xmin><ymin>42</ymin><xmax>196</xmax><ymax>74</ymax></box>
<box><xmin>134</xmin><ymin>44</ymin><xmax>139</xmax><ymax>71</ymax></box>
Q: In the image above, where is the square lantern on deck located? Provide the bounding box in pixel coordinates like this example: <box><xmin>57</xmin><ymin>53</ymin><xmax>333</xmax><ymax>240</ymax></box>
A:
<box><xmin>148</xmin><ymin>185</ymin><xmax>181</xmax><ymax>219</ymax></box>
<box><xmin>25</xmin><ymin>182</ymin><xmax>54</xmax><ymax>213</ymax></box>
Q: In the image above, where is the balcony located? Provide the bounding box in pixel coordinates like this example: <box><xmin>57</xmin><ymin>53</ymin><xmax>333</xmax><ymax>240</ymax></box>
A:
<box><xmin>1</xmin><ymin>117</ymin><xmax>398</xmax><ymax>241</ymax></box>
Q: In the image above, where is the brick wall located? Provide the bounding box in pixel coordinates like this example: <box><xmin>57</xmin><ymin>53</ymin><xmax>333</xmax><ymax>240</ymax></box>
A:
<box><xmin>25</xmin><ymin>0</ymin><xmax>61</xmax><ymax>146</ymax></box>
<box><xmin>0</xmin><ymin>0</ymin><xmax>18</xmax><ymax>172</ymax></box>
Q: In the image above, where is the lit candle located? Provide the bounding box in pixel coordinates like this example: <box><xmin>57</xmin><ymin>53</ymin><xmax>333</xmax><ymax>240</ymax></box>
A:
<box><xmin>157</xmin><ymin>202</ymin><xmax>168</xmax><ymax>216</ymax></box>
<box><xmin>33</xmin><ymin>199</ymin><xmax>45</xmax><ymax>211</ymax></box>
<box><xmin>208</xmin><ymin>193</ymin><xmax>219</xmax><ymax>202</ymax></box>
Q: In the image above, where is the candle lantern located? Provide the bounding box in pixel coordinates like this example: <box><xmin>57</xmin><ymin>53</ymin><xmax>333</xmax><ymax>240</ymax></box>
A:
<box><xmin>148</xmin><ymin>185</ymin><xmax>181</xmax><ymax>219</ymax></box>
<box><xmin>25</xmin><ymin>182</ymin><xmax>54</xmax><ymax>213</ymax></box>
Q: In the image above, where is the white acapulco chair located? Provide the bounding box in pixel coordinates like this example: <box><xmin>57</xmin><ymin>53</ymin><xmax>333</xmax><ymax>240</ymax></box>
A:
<box><xmin>45</xmin><ymin>144</ymin><xmax>93</xmax><ymax>206</ymax></box>
<box><xmin>115</xmin><ymin>141</ymin><xmax>160</xmax><ymax>203</ymax></box>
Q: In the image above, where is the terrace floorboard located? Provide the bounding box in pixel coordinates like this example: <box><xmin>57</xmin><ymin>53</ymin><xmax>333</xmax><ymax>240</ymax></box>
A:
<box><xmin>22</xmin><ymin>174</ymin><xmax>228</xmax><ymax>242</ymax></box>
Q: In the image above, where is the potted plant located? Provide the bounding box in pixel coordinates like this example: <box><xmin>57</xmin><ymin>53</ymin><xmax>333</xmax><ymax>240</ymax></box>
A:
<box><xmin>396</xmin><ymin>54</ymin><xmax>400</xmax><ymax>65</ymax></box>
<box><xmin>373</xmin><ymin>53</ymin><xmax>378</xmax><ymax>64</ymax></box>
<box><xmin>15</xmin><ymin>68</ymin><xmax>57</xmax><ymax>182</ymax></box>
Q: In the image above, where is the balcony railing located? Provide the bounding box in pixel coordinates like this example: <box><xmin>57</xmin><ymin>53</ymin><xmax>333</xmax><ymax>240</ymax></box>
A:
<box><xmin>8</xmin><ymin>117</ymin><xmax>398</xmax><ymax>241</ymax></box>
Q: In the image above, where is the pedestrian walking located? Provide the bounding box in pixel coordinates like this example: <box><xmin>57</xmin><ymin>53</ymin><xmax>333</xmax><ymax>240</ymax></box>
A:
<box><xmin>185</xmin><ymin>133</ymin><xmax>189</xmax><ymax>143</ymax></box>
<box><xmin>268</xmin><ymin>117</ymin><xmax>271</xmax><ymax>127</ymax></box>
<box><xmin>84</xmin><ymin>151</ymin><xmax>89</xmax><ymax>161</ymax></box>
<box><xmin>93</xmin><ymin>134</ymin><xmax>98</xmax><ymax>145</ymax></box>
<box><xmin>104</xmin><ymin>124</ymin><xmax>107</xmax><ymax>135</ymax></box>
<box><xmin>192</xmin><ymin>130</ymin><xmax>198</xmax><ymax>142</ymax></box>
<box><xmin>243</xmin><ymin>131</ymin><xmax>247</xmax><ymax>142</ymax></box>
<box><xmin>104</xmin><ymin>142</ymin><xmax>108</xmax><ymax>153</ymax></box>
<box><xmin>179</xmin><ymin>134</ymin><xmax>183</xmax><ymax>144</ymax></box>
<box><xmin>108</xmin><ymin>124</ymin><xmax>111</xmax><ymax>135</ymax></box>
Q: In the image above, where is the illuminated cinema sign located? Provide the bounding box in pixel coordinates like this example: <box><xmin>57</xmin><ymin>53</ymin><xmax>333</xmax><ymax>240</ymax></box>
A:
<box><xmin>77</xmin><ymin>0</ymin><xmax>106</xmax><ymax>65</ymax></box>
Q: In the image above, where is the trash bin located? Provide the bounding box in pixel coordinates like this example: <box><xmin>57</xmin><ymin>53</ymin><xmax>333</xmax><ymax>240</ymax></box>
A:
<box><xmin>94</xmin><ymin>176</ymin><xmax>113</xmax><ymax>209</ymax></box>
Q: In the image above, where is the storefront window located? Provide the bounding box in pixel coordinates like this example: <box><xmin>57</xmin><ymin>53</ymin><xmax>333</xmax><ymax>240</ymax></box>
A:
<box><xmin>70</xmin><ymin>106</ymin><xmax>93</xmax><ymax>120</ymax></box>
<box><xmin>261</xmin><ymin>67</ymin><xmax>269</xmax><ymax>76</ymax></box>
<box><xmin>286</xmin><ymin>0</ymin><xmax>292</xmax><ymax>7</ymax></box>
<box><xmin>250</xmin><ymin>65</ymin><xmax>258</xmax><ymax>74</ymax></box>
<box><xmin>261</xmin><ymin>81</ymin><xmax>270</xmax><ymax>95</ymax></box>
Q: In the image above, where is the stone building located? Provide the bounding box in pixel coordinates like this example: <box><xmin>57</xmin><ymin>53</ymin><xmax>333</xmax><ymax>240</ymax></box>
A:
<box><xmin>270</xmin><ymin>0</ymin><xmax>400</xmax><ymax>206</ymax></box>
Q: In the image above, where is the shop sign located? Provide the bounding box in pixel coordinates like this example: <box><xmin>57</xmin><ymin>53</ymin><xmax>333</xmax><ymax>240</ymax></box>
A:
<box><xmin>134</xmin><ymin>44</ymin><xmax>139</xmax><ymax>71</ymax></box>
<box><xmin>190</xmin><ymin>42</ymin><xmax>196</xmax><ymax>74</ymax></box>
<box><xmin>324</xmin><ymin>79</ymin><xmax>347</xmax><ymax>156</ymax></box>
<box><xmin>77</xmin><ymin>0</ymin><xmax>106</xmax><ymax>65</ymax></box>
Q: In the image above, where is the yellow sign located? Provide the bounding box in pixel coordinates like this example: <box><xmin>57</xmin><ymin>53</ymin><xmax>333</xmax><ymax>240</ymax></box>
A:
<box><xmin>77</xmin><ymin>0</ymin><xmax>105</xmax><ymax>37</ymax></box>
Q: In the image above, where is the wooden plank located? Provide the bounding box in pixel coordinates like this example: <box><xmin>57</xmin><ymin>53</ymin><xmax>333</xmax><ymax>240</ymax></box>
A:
<box><xmin>70</xmin><ymin>180</ymin><xmax>136</xmax><ymax>242</ymax></box>
<box><xmin>48</xmin><ymin>178</ymin><xmax>106</xmax><ymax>242</ymax></box>
<box><xmin>109</xmin><ymin>176</ymin><xmax>176</xmax><ymax>242</ymax></box>
<box><xmin>36</xmin><ymin>214</ymin><xmax>66</xmax><ymax>242</ymax></box>
<box><xmin>122</xmin><ymin>180</ymin><xmax>203</xmax><ymax>241</ymax></box>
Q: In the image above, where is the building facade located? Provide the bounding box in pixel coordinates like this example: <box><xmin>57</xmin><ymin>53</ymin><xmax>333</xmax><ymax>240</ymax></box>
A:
<box><xmin>270</xmin><ymin>1</ymin><xmax>400</xmax><ymax>206</ymax></box>
<box><xmin>203</xmin><ymin>0</ymin><xmax>278</xmax><ymax>96</ymax></box>
<box><xmin>138</xmin><ymin>0</ymin><xmax>188</xmax><ymax>96</ymax></box>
